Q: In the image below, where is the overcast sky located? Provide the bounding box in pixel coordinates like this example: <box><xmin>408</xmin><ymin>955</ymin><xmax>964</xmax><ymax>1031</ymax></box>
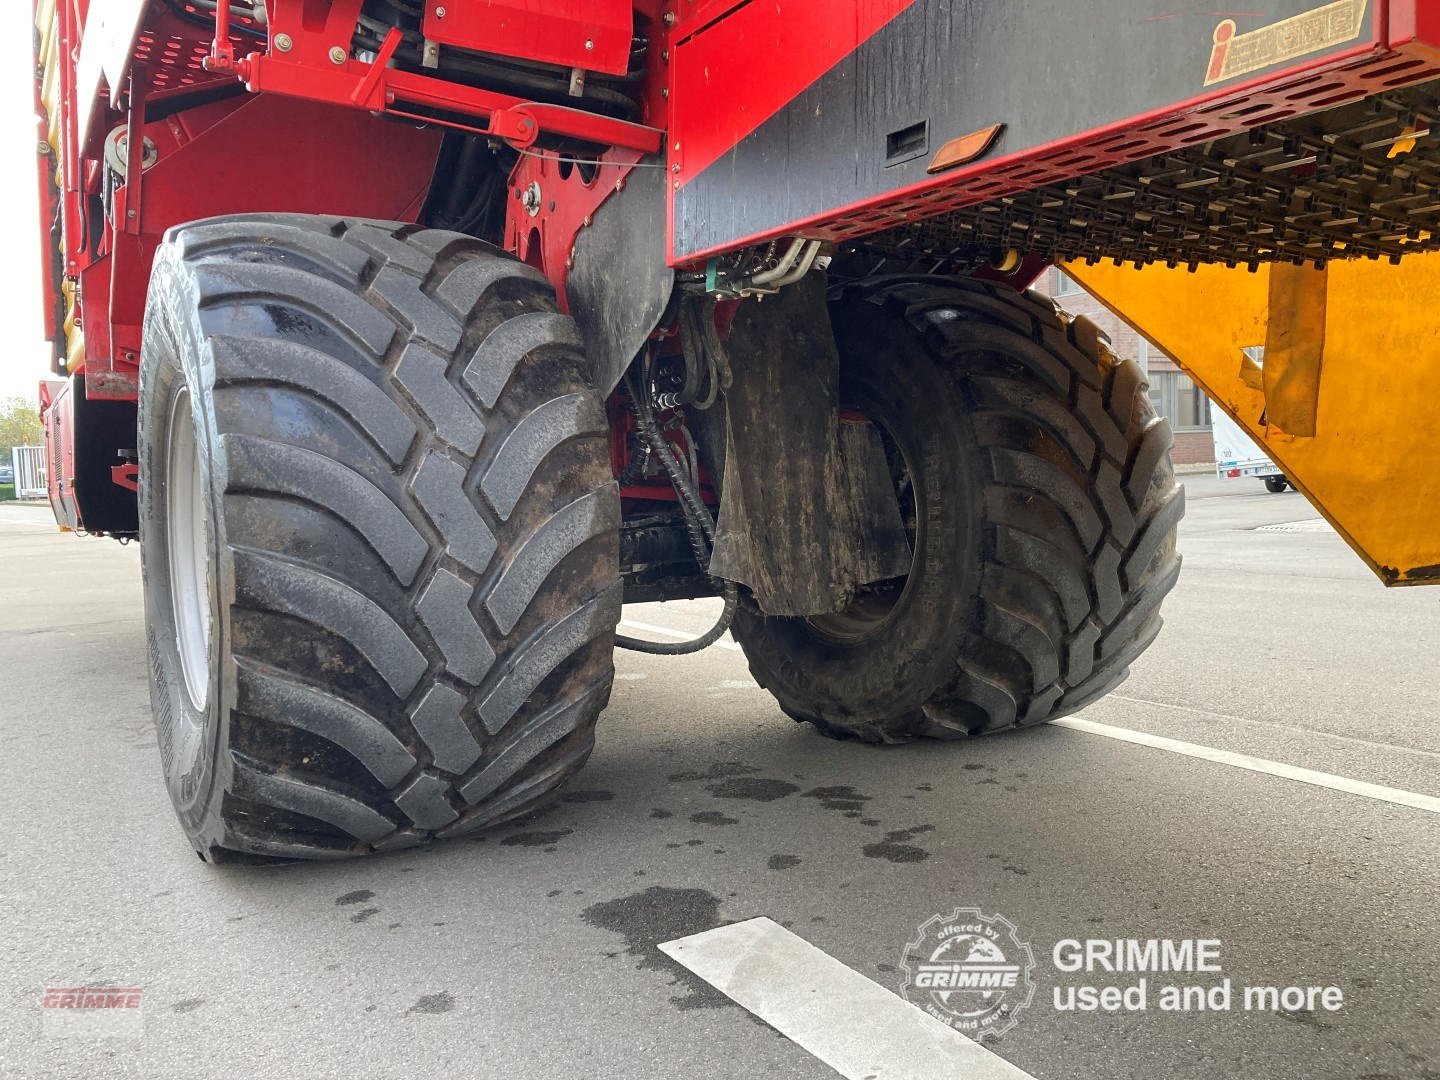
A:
<box><xmin>2</xmin><ymin>22</ymin><xmax>50</xmax><ymax>403</ymax></box>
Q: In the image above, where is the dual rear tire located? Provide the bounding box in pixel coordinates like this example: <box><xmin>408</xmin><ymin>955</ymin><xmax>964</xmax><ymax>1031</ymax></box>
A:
<box><xmin>733</xmin><ymin>278</ymin><xmax>1184</xmax><ymax>743</ymax></box>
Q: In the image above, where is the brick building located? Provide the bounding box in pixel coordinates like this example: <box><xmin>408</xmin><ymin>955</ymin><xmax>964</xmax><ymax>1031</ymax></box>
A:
<box><xmin>1034</xmin><ymin>268</ymin><xmax>1215</xmax><ymax>466</ymax></box>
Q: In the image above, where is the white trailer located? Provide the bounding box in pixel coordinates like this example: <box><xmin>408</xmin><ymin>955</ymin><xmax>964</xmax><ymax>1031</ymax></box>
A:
<box><xmin>1212</xmin><ymin>409</ymin><xmax>1291</xmax><ymax>493</ymax></box>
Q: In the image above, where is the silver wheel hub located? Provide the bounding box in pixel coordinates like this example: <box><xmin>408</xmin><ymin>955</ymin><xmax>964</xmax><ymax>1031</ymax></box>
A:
<box><xmin>166</xmin><ymin>388</ymin><xmax>213</xmax><ymax>711</ymax></box>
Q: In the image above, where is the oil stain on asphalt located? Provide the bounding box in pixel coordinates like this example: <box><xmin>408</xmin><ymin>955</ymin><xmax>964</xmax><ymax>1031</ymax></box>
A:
<box><xmin>802</xmin><ymin>786</ymin><xmax>871</xmax><ymax>812</ymax></box>
<box><xmin>704</xmin><ymin>777</ymin><xmax>799</xmax><ymax>802</ymax></box>
<box><xmin>409</xmin><ymin>992</ymin><xmax>455</xmax><ymax>1015</ymax></box>
<box><xmin>581</xmin><ymin>886</ymin><xmax>726</xmax><ymax>1010</ymax></box>
<box><xmin>690</xmin><ymin>811</ymin><xmax>739</xmax><ymax>826</ymax></box>
<box><xmin>667</xmin><ymin>762</ymin><xmax>760</xmax><ymax>783</ymax></box>
<box><xmin>863</xmin><ymin>824</ymin><xmax>936</xmax><ymax>863</ymax></box>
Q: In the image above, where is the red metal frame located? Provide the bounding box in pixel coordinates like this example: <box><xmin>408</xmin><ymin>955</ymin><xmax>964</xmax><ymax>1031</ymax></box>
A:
<box><xmin>505</xmin><ymin>149</ymin><xmax>646</xmax><ymax>298</ymax></box>
<box><xmin>421</xmin><ymin>0</ymin><xmax>633</xmax><ymax>77</ymax></box>
<box><xmin>666</xmin><ymin>0</ymin><xmax>916</xmax><ymax>190</ymax></box>
<box><xmin>203</xmin><ymin>2</ymin><xmax>661</xmax><ymax>155</ymax></box>
<box><xmin>41</xmin><ymin>377</ymin><xmax>79</xmax><ymax>532</ymax></box>
<box><xmin>1389</xmin><ymin>0</ymin><xmax>1440</xmax><ymax>56</ymax></box>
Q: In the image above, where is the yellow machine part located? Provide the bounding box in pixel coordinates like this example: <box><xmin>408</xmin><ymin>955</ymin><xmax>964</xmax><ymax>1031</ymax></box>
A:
<box><xmin>36</xmin><ymin>0</ymin><xmax>83</xmax><ymax>373</ymax></box>
<box><xmin>36</xmin><ymin>0</ymin><xmax>60</xmax><ymax>156</ymax></box>
<box><xmin>1065</xmin><ymin>252</ymin><xmax>1440</xmax><ymax>586</ymax></box>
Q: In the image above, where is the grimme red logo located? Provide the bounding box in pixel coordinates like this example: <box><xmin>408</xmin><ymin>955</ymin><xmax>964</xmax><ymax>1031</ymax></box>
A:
<box><xmin>42</xmin><ymin>987</ymin><xmax>143</xmax><ymax>1010</ymax></box>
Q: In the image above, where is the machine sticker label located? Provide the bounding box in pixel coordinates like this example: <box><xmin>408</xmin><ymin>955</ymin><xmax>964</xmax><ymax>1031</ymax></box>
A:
<box><xmin>901</xmin><ymin>908</ymin><xmax>1036</xmax><ymax>1038</ymax></box>
<box><xmin>1205</xmin><ymin>0</ymin><xmax>1369</xmax><ymax>85</ymax></box>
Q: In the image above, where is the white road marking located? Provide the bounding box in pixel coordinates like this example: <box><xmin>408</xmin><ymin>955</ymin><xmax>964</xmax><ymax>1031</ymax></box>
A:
<box><xmin>1106</xmin><ymin>693</ymin><xmax>1440</xmax><ymax>762</ymax></box>
<box><xmin>1054</xmin><ymin>716</ymin><xmax>1440</xmax><ymax>815</ymax></box>
<box><xmin>660</xmin><ymin>917</ymin><xmax>1038</xmax><ymax>1080</ymax></box>
<box><xmin>618</xmin><ymin>609</ymin><xmax>1440</xmax><ymax>817</ymax></box>
<box><xmin>1255</xmin><ymin>518</ymin><xmax>1332</xmax><ymax>532</ymax></box>
<box><xmin>618</xmin><ymin>618</ymin><xmax>743</xmax><ymax>651</ymax></box>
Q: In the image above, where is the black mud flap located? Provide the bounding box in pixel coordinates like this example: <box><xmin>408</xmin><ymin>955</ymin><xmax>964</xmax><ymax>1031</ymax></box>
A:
<box><xmin>707</xmin><ymin>275</ymin><xmax>909</xmax><ymax>615</ymax></box>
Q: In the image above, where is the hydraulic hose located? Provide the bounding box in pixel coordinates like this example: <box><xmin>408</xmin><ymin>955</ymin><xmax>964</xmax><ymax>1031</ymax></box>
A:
<box><xmin>615</xmin><ymin>364</ymin><xmax>739</xmax><ymax>656</ymax></box>
<box><xmin>616</xmin><ymin>585</ymin><xmax>738</xmax><ymax>656</ymax></box>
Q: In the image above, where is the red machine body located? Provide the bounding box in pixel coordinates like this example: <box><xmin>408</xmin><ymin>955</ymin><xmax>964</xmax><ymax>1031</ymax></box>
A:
<box><xmin>34</xmin><ymin>0</ymin><xmax>1440</xmax><ymax>531</ymax></box>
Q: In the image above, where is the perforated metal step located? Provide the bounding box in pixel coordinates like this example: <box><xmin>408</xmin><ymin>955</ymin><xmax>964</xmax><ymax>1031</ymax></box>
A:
<box><xmin>856</xmin><ymin>81</ymin><xmax>1440</xmax><ymax>272</ymax></box>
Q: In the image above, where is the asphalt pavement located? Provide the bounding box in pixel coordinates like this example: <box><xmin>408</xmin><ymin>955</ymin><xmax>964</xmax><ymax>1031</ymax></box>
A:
<box><xmin>1</xmin><ymin>474</ymin><xmax>1436</xmax><ymax>1080</ymax></box>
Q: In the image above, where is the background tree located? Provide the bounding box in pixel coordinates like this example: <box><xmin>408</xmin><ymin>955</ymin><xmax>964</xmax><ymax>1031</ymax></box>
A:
<box><xmin>0</xmin><ymin>395</ymin><xmax>42</xmax><ymax>452</ymax></box>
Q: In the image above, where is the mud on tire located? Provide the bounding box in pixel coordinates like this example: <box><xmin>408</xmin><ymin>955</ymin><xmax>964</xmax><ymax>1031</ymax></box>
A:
<box><xmin>732</xmin><ymin>276</ymin><xmax>1183</xmax><ymax>743</ymax></box>
<box><xmin>139</xmin><ymin>215</ymin><xmax>620</xmax><ymax>860</ymax></box>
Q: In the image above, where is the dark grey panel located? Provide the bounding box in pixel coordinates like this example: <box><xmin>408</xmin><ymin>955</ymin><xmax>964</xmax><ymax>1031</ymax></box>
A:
<box><xmin>568</xmin><ymin>158</ymin><xmax>674</xmax><ymax>396</ymax></box>
<box><xmin>674</xmin><ymin>0</ymin><xmax>1375</xmax><ymax>259</ymax></box>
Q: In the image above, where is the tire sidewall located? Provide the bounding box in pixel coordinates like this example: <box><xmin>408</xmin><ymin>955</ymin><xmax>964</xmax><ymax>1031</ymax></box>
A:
<box><xmin>734</xmin><ymin>295</ymin><xmax>983</xmax><ymax>727</ymax></box>
<box><xmin>139</xmin><ymin>252</ymin><xmax>232</xmax><ymax>841</ymax></box>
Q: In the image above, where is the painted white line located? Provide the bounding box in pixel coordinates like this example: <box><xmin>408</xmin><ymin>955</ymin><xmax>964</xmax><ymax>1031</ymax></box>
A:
<box><xmin>1105</xmin><ymin>693</ymin><xmax>1440</xmax><ymax>762</ymax></box>
<box><xmin>1054</xmin><ymin>716</ymin><xmax>1440</xmax><ymax>815</ymax></box>
<box><xmin>618</xmin><ymin>618</ymin><xmax>743</xmax><ymax>651</ymax></box>
<box><xmin>659</xmin><ymin>917</ymin><xmax>1037</xmax><ymax>1080</ymax></box>
<box><xmin>1255</xmin><ymin>518</ymin><xmax>1332</xmax><ymax>533</ymax></box>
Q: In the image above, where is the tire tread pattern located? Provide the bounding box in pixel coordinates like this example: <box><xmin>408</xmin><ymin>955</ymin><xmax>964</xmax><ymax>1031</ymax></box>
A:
<box><xmin>156</xmin><ymin>216</ymin><xmax>619</xmax><ymax>859</ymax></box>
<box><xmin>743</xmin><ymin>276</ymin><xmax>1182</xmax><ymax>742</ymax></box>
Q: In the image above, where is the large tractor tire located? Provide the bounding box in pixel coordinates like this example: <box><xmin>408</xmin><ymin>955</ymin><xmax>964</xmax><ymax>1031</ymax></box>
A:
<box><xmin>732</xmin><ymin>277</ymin><xmax>1183</xmax><ymax>743</ymax></box>
<box><xmin>138</xmin><ymin>215</ymin><xmax>620</xmax><ymax>860</ymax></box>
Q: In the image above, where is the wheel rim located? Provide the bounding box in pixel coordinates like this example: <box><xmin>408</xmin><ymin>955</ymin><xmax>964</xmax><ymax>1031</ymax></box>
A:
<box><xmin>166</xmin><ymin>388</ymin><xmax>212</xmax><ymax>711</ymax></box>
<box><xmin>805</xmin><ymin>409</ymin><xmax>917</xmax><ymax>644</ymax></box>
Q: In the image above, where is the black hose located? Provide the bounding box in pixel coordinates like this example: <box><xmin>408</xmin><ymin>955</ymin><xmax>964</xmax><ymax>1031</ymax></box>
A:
<box><xmin>616</xmin><ymin>585</ymin><xmax>738</xmax><ymax>656</ymax></box>
<box><xmin>627</xmin><ymin>367</ymin><xmax>712</xmax><ymax>548</ymax></box>
<box><xmin>615</xmin><ymin>363</ymin><xmax>738</xmax><ymax>656</ymax></box>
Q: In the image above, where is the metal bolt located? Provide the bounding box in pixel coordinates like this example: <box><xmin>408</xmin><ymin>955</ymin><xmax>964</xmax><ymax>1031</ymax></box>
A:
<box><xmin>673</xmin><ymin>141</ymin><xmax>680</xmax><ymax>151</ymax></box>
<box><xmin>328</xmin><ymin>46</ymin><xmax>346</xmax><ymax>64</ymax></box>
<box><xmin>582</xmin><ymin>215</ymin><xmax>592</xmax><ymax>227</ymax></box>
<box><xmin>661</xmin><ymin>87</ymin><xmax>669</xmax><ymax>98</ymax></box>
<box><xmin>274</xmin><ymin>33</ymin><xmax>293</xmax><ymax>52</ymax></box>
<box><xmin>37</xmin><ymin>140</ymin><xmax>51</xmax><ymax>155</ymax></box>
<box><xmin>434</xmin><ymin>5</ymin><xmax>446</xmax><ymax>17</ymax></box>
<box><xmin>662</xmin><ymin>11</ymin><xmax>676</xmax><ymax>25</ymax></box>
<box><xmin>584</xmin><ymin>39</ymin><xmax>594</xmax><ymax>51</ymax></box>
